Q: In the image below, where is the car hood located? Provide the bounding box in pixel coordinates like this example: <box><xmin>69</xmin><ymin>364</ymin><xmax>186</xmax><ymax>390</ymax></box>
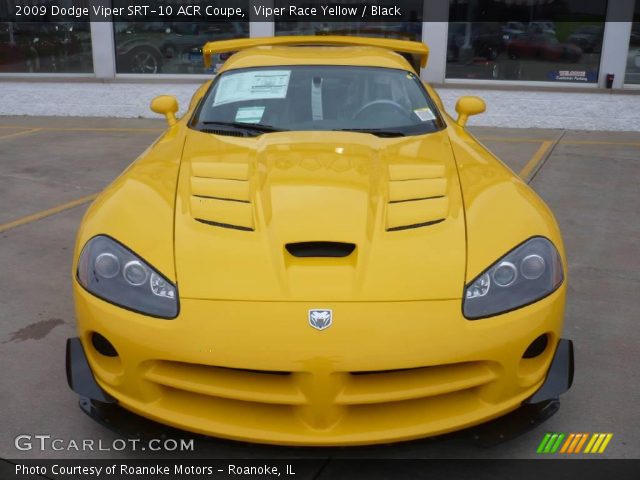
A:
<box><xmin>174</xmin><ymin>129</ymin><xmax>466</xmax><ymax>301</ymax></box>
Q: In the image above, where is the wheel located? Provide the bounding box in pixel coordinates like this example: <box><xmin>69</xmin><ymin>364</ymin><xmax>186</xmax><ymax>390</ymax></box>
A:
<box><xmin>123</xmin><ymin>47</ymin><xmax>162</xmax><ymax>74</ymax></box>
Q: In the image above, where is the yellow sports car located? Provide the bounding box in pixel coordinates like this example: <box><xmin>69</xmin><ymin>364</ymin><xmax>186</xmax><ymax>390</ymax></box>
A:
<box><xmin>66</xmin><ymin>36</ymin><xmax>573</xmax><ymax>446</ymax></box>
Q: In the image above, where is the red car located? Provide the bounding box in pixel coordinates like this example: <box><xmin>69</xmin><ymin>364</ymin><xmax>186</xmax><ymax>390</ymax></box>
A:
<box><xmin>507</xmin><ymin>33</ymin><xmax>582</xmax><ymax>62</ymax></box>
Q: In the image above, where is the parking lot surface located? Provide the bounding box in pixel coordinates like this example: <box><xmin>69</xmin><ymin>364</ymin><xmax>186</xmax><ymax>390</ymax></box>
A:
<box><xmin>0</xmin><ymin>117</ymin><xmax>638</xmax><ymax>466</ymax></box>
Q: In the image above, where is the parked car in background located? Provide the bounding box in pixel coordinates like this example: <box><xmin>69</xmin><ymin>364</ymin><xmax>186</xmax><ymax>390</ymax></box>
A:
<box><xmin>507</xmin><ymin>33</ymin><xmax>582</xmax><ymax>62</ymax></box>
<box><xmin>448</xmin><ymin>22</ymin><xmax>504</xmax><ymax>61</ymax></box>
<box><xmin>501</xmin><ymin>21</ymin><xmax>526</xmax><ymax>43</ymax></box>
<box><xmin>115</xmin><ymin>22</ymin><xmax>248</xmax><ymax>74</ymax></box>
<box><xmin>567</xmin><ymin>25</ymin><xmax>604</xmax><ymax>53</ymax></box>
<box><xmin>528</xmin><ymin>21</ymin><xmax>556</xmax><ymax>35</ymax></box>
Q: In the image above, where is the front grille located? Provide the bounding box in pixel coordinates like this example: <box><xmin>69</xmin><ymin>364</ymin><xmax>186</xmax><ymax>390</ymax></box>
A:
<box><xmin>145</xmin><ymin>361</ymin><xmax>302</xmax><ymax>405</ymax></box>
<box><xmin>144</xmin><ymin>360</ymin><xmax>497</xmax><ymax>414</ymax></box>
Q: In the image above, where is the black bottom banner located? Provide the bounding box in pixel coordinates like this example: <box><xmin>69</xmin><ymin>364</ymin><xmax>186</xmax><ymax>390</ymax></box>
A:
<box><xmin>2</xmin><ymin>459</ymin><xmax>639</xmax><ymax>480</ymax></box>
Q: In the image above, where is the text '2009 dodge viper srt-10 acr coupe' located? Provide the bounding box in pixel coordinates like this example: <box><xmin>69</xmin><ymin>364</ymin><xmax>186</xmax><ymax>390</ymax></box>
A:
<box><xmin>66</xmin><ymin>36</ymin><xmax>573</xmax><ymax>446</ymax></box>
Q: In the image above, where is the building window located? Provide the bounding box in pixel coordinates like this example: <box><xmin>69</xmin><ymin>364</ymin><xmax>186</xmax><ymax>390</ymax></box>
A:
<box><xmin>0</xmin><ymin>22</ymin><xmax>93</xmax><ymax>73</ymax></box>
<box><xmin>274</xmin><ymin>1</ymin><xmax>423</xmax><ymax>41</ymax></box>
<box><xmin>114</xmin><ymin>21</ymin><xmax>249</xmax><ymax>74</ymax></box>
<box><xmin>446</xmin><ymin>0</ymin><xmax>607</xmax><ymax>83</ymax></box>
<box><xmin>625</xmin><ymin>2</ymin><xmax>640</xmax><ymax>85</ymax></box>
<box><xmin>112</xmin><ymin>0</ymin><xmax>249</xmax><ymax>75</ymax></box>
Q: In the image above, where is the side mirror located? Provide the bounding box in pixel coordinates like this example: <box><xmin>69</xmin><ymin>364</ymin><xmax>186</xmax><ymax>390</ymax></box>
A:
<box><xmin>150</xmin><ymin>95</ymin><xmax>179</xmax><ymax>127</ymax></box>
<box><xmin>455</xmin><ymin>96</ymin><xmax>486</xmax><ymax>127</ymax></box>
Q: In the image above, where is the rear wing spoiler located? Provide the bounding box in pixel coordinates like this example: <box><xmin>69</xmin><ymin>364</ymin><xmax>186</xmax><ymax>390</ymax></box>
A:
<box><xmin>202</xmin><ymin>36</ymin><xmax>429</xmax><ymax>69</ymax></box>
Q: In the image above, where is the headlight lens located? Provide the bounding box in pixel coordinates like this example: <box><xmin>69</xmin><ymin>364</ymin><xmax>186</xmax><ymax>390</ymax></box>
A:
<box><xmin>77</xmin><ymin>235</ymin><xmax>178</xmax><ymax>319</ymax></box>
<box><xmin>463</xmin><ymin>237</ymin><xmax>563</xmax><ymax>319</ymax></box>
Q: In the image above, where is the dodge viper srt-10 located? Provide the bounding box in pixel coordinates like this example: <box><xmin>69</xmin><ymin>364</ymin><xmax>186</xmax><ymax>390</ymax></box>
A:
<box><xmin>66</xmin><ymin>36</ymin><xmax>573</xmax><ymax>446</ymax></box>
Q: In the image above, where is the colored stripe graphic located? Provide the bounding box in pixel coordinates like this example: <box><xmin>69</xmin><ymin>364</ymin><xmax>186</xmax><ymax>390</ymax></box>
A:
<box><xmin>537</xmin><ymin>433</ymin><xmax>552</xmax><ymax>453</ymax></box>
<box><xmin>560</xmin><ymin>433</ymin><xmax>575</xmax><ymax>453</ymax></box>
<box><xmin>537</xmin><ymin>433</ymin><xmax>565</xmax><ymax>453</ymax></box>
<box><xmin>574</xmin><ymin>433</ymin><xmax>589</xmax><ymax>453</ymax></box>
<box><xmin>598</xmin><ymin>434</ymin><xmax>613</xmax><ymax>453</ymax></box>
<box><xmin>539</xmin><ymin>433</ymin><xmax>613</xmax><ymax>454</ymax></box>
<box><xmin>584</xmin><ymin>433</ymin><xmax>599</xmax><ymax>453</ymax></box>
<box><xmin>585</xmin><ymin>434</ymin><xmax>614</xmax><ymax>454</ymax></box>
<box><xmin>567</xmin><ymin>433</ymin><xmax>582</xmax><ymax>453</ymax></box>
<box><xmin>550</xmin><ymin>433</ymin><xmax>565</xmax><ymax>453</ymax></box>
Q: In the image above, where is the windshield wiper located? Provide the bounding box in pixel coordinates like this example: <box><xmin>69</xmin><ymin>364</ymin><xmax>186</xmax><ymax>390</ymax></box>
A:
<box><xmin>201</xmin><ymin>121</ymin><xmax>286</xmax><ymax>135</ymax></box>
<box><xmin>337</xmin><ymin>128</ymin><xmax>406</xmax><ymax>137</ymax></box>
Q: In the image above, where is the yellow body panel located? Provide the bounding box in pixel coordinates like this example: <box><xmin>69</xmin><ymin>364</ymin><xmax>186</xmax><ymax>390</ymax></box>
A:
<box><xmin>73</xmin><ymin>37</ymin><xmax>567</xmax><ymax>445</ymax></box>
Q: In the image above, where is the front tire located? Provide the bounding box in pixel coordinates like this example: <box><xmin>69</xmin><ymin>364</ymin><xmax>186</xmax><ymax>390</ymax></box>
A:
<box><xmin>122</xmin><ymin>47</ymin><xmax>162</xmax><ymax>74</ymax></box>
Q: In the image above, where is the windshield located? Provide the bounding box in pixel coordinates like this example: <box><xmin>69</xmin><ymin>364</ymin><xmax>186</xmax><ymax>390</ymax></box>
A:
<box><xmin>191</xmin><ymin>66</ymin><xmax>444</xmax><ymax>137</ymax></box>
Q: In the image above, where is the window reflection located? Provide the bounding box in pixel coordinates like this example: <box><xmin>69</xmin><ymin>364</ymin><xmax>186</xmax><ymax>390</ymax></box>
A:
<box><xmin>275</xmin><ymin>21</ymin><xmax>422</xmax><ymax>42</ymax></box>
<box><xmin>0</xmin><ymin>22</ymin><xmax>92</xmax><ymax>73</ymax></box>
<box><xmin>274</xmin><ymin>0</ymin><xmax>423</xmax><ymax>41</ymax></box>
<box><xmin>447</xmin><ymin>1</ymin><xmax>607</xmax><ymax>82</ymax></box>
<box><xmin>625</xmin><ymin>2</ymin><xmax>640</xmax><ymax>85</ymax></box>
<box><xmin>114</xmin><ymin>22</ymin><xmax>249</xmax><ymax>74</ymax></box>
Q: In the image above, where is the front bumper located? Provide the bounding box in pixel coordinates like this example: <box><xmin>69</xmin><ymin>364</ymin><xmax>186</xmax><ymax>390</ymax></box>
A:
<box><xmin>67</xmin><ymin>337</ymin><xmax>573</xmax><ymax>447</ymax></box>
<box><xmin>68</xmin><ymin>286</ymin><xmax>572</xmax><ymax>446</ymax></box>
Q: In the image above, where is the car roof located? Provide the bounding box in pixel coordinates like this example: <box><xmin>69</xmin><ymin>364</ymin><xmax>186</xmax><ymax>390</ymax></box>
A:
<box><xmin>218</xmin><ymin>45</ymin><xmax>415</xmax><ymax>73</ymax></box>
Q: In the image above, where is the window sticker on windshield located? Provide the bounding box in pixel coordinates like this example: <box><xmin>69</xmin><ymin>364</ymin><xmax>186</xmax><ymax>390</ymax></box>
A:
<box><xmin>214</xmin><ymin>70</ymin><xmax>291</xmax><ymax>106</ymax></box>
<box><xmin>235</xmin><ymin>106</ymin><xmax>265</xmax><ymax>124</ymax></box>
<box><xmin>414</xmin><ymin>108</ymin><xmax>436</xmax><ymax>122</ymax></box>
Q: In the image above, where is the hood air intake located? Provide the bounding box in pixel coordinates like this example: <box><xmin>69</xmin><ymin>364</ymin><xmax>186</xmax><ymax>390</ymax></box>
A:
<box><xmin>286</xmin><ymin>242</ymin><xmax>356</xmax><ymax>258</ymax></box>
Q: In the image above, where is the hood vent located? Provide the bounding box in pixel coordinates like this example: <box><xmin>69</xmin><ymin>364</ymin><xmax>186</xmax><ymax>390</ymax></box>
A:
<box><xmin>386</xmin><ymin>164</ymin><xmax>449</xmax><ymax>231</ymax></box>
<box><xmin>286</xmin><ymin>242</ymin><xmax>356</xmax><ymax>258</ymax></box>
<box><xmin>201</xmin><ymin>128</ymin><xmax>246</xmax><ymax>138</ymax></box>
<box><xmin>190</xmin><ymin>162</ymin><xmax>254</xmax><ymax>231</ymax></box>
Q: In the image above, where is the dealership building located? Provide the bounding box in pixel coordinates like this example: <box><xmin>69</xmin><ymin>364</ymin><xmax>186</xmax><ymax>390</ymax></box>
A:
<box><xmin>1</xmin><ymin>0</ymin><xmax>640</xmax><ymax>89</ymax></box>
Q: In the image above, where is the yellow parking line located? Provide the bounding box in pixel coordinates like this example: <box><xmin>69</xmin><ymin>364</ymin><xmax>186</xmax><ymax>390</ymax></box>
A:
<box><xmin>0</xmin><ymin>125</ymin><xmax>162</xmax><ymax>133</ymax></box>
<box><xmin>0</xmin><ymin>193</ymin><xmax>98</xmax><ymax>234</ymax></box>
<box><xmin>479</xmin><ymin>136</ymin><xmax>640</xmax><ymax>147</ymax></box>
<box><xmin>0</xmin><ymin>128</ymin><xmax>42</xmax><ymax>140</ymax></box>
<box><xmin>519</xmin><ymin>140</ymin><xmax>554</xmax><ymax>181</ymax></box>
<box><xmin>478</xmin><ymin>136</ymin><xmax>551</xmax><ymax>143</ymax></box>
<box><xmin>563</xmin><ymin>139</ymin><xmax>640</xmax><ymax>147</ymax></box>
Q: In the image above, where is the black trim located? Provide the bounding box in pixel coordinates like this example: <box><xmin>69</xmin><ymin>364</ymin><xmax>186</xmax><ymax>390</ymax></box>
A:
<box><xmin>195</xmin><ymin>218</ymin><xmax>254</xmax><ymax>231</ymax></box>
<box><xmin>75</xmin><ymin>234</ymin><xmax>180</xmax><ymax>320</ymax></box>
<box><xmin>525</xmin><ymin>339</ymin><xmax>574</xmax><ymax>404</ymax></box>
<box><xmin>193</xmin><ymin>194</ymin><xmax>250</xmax><ymax>203</ymax></box>
<box><xmin>286</xmin><ymin>241</ymin><xmax>356</xmax><ymax>258</ymax></box>
<box><xmin>66</xmin><ymin>337</ymin><xmax>115</xmax><ymax>404</ymax></box>
<box><xmin>462</xmin><ymin>235</ymin><xmax>565</xmax><ymax>320</ymax></box>
<box><xmin>387</xmin><ymin>219</ymin><xmax>445</xmax><ymax>231</ymax></box>
<box><xmin>389</xmin><ymin>195</ymin><xmax>445</xmax><ymax>204</ymax></box>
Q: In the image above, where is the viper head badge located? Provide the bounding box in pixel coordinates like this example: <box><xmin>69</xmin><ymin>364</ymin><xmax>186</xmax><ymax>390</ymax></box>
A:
<box><xmin>308</xmin><ymin>309</ymin><xmax>332</xmax><ymax>331</ymax></box>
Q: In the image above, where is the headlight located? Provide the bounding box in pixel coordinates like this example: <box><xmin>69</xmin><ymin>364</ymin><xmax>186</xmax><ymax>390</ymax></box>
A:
<box><xmin>77</xmin><ymin>235</ymin><xmax>178</xmax><ymax>319</ymax></box>
<box><xmin>463</xmin><ymin>237</ymin><xmax>563</xmax><ymax>319</ymax></box>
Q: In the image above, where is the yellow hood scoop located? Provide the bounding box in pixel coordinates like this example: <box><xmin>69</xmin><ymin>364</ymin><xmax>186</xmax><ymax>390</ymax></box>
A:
<box><xmin>189</xmin><ymin>161</ymin><xmax>254</xmax><ymax>231</ymax></box>
<box><xmin>386</xmin><ymin>164</ymin><xmax>448</xmax><ymax>231</ymax></box>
